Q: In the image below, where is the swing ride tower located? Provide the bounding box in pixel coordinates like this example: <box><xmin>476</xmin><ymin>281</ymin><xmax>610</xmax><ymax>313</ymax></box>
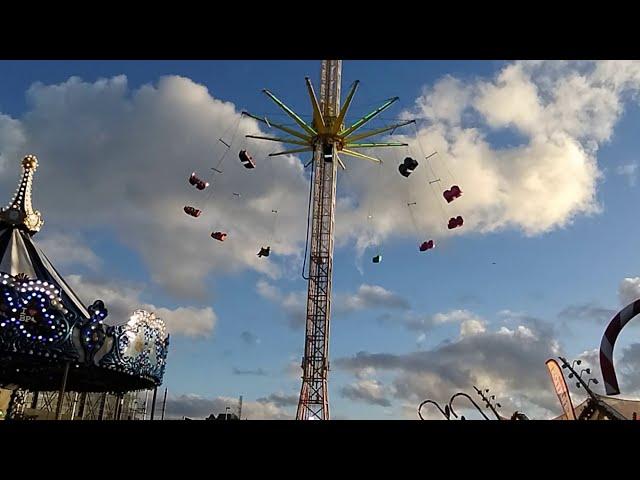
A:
<box><xmin>243</xmin><ymin>60</ymin><xmax>413</xmax><ymax>419</ymax></box>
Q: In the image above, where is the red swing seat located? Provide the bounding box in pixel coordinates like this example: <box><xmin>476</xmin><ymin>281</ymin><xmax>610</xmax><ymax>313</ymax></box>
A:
<box><xmin>419</xmin><ymin>240</ymin><xmax>435</xmax><ymax>252</ymax></box>
<box><xmin>184</xmin><ymin>206</ymin><xmax>202</xmax><ymax>217</ymax></box>
<box><xmin>189</xmin><ymin>172</ymin><xmax>209</xmax><ymax>190</ymax></box>
<box><xmin>211</xmin><ymin>231</ymin><xmax>227</xmax><ymax>241</ymax></box>
<box><xmin>447</xmin><ymin>216</ymin><xmax>463</xmax><ymax>229</ymax></box>
<box><xmin>443</xmin><ymin>185</ymin><xmax>462</xmax><ymax>203</ymax></box>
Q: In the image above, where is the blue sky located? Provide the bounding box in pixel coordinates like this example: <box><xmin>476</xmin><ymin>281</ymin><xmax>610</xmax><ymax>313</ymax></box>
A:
<box><xmin>2</xmin><ymin>60</ymin><xmax>640</xmax><ymax>419</ymax></box>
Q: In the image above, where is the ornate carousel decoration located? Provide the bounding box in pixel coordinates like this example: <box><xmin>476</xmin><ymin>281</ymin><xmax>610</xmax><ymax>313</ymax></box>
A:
<box><xmin>101</xmin><ymin>310</ymin><xmax>169</xmax><ymax>383</ymax></box>
<box><xmin>0</xmin><ymin>155</ymin><xmax>169</xmax><ymax>401</ymax></box>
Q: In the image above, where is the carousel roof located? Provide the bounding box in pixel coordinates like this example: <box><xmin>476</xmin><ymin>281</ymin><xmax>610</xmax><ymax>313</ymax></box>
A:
<box><xmin>0</xmin><ymin>155</ymin><xmax>169</xmax><ymax>393</ymax></box>
<box><xmin>0</xmin><ymin>226</ymin><xmax>90</xmax><ymax>319</ymax></box>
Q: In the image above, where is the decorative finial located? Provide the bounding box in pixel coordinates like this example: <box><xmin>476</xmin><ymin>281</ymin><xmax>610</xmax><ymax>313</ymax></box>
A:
<box><xmin>0</xmin><ymin>154</ymin><xmax>44</xmax><ymax>235</ymax></box>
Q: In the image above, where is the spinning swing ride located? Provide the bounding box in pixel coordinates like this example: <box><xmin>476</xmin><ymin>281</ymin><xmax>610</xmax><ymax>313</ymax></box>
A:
<box><xmin>182</xmin><ymin>60</ymin><xmax>465</xmax><ymax>420</ymax></box>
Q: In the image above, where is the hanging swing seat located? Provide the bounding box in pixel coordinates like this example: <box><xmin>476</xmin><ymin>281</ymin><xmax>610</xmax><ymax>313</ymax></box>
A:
<box><xmin>419</xmin><ymin>240</ymin><xmax>435</xmax><ymax>252</ymax></box>
<box><xmin>189</xmin><ymin>172</ymin><xmax>209</xmax><ymax>191</ymax></box>
<box><xmin>239</xmin><ymin>150</ymin><xmax>256</xmax><ymax>169</ymax></box>
<box><xmin>257</xmin><ymin>246</ymin><xmax>271</xmax><ymax>258</ymax></box>
<box><xmin>398</xmin><ymin>157</ymin><xmax>419</xmax><ymax>178</ymax></box>
<box><xmin>372</xmin><ymin>255</ymin><xmax>382</xmax><ymax>263</ymax></box>
<box><xmin>211</xmin><ymin>231</ymin><xmax>227</xmax><ymax>241</ymax></box>
<box><xmin>443</xmin><ymin>185</ymin><xmax>462</xmax><ymax>203</ymax></box>
<box><xmin>184</xmin><ymin>206</ymin><xmax>202</xmax><ymax>218</ymax></box>
<box><xmin>447</xmin><ymin>216</ymin><xmax>464</xmax><ymax>230</ymax></box>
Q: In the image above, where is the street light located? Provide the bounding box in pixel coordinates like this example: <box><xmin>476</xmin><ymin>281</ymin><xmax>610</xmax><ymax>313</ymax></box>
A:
<box><xmin>556</xmin><ymin>355</ymin><xmax>628</xmax><ymax>420</ymax></box>
<box><xmin>448</xmin><ymin>392</ymin><xmax>491</xmax><ymax>420</ymax></box>
<box><xmin>418</xmin><ymin>399</ymin><xmax>453</xmax><ymax>420</ymax></box>
<box><xmin>559</xmin><ymin>357</ymin><xmax>599</xmax><ymax>393</ymax></box>
<box><xmin>473</xmin><ymin>386</ymin><xmax>502</xmax><ymax>419</ymax></box>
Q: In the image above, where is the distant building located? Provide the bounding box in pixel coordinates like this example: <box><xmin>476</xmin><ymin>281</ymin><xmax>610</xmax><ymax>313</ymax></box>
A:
<box><xmin>206</xmin><ymin>412</ymin><xmax>240</xmax><ymax>420</ymax></box>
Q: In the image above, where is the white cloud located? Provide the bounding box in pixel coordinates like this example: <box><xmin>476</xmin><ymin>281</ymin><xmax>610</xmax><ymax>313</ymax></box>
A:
<box><xmin>619</xmin><ymin>277</ymin><xmax>640</xmax><ymax>306</ymax></box>
<box><xmin>558</xmin><ymin>303</ymin><xmax>615</xmax><ymax>324</ymax></box>
<box><xmin>338</xmin><ymin>284</ymin><xmax>410</xmax><ymax>313</ymax></box>
<box><xmin>66</xmin><ymin>274</ymin><xmax>217</xmax><ymax>338</ymax></box>
<box><xmin>355</xmin><ymin>366</ymin><xmax>377</xmax><ymax>380</ymax></box>
<box><xmin>474</xmin><ymin>63</ymin><xmax>544</xmax><ymax>134</ymax></box>
<box><xmin>259</xmin><ymin>281</ymin><xmax>410</xmax><ymax>325</ymax></box>
<box><xmin>432</xmin><ymin>309</ymin><xmax>481</xmax><ymax>326</ymax></box>
<box><xmin>336</xmin><ymin>314</ymin><xmax>565</xmax><ymax>419</ymax></box>
<box><xmin>497</xmin><ymin>325</ymin><xmax>538</xmax><ymax>341</ymax></box>
<box><xmin>340</xmin><ymin>379</ymin><xmax>395</xmax><ymax>407</ymax></box>
<box><xmin>336</xmin><ymin>60</ymin><xmax>640</xmax><ymax>256</ymax></box>
<box><xmin>37</xmin><ymin>232</ymin><xmax>102</xmax><ymax>271</ymax></box>
<box><xmin>256</xmin><ymin>279</ymin><xmax>306</xmax><ymax>329</ymax></box>
<box><xmin>615</xmin><ymin>163</ymin><xmax>638</xmax><ymax>186</ymax></box>
<box><xmin>0</xmin><ymin>113</ymin><xmax>26</xmax><ymax>173</ymax></box>
<box><xmin>460</xmin><ymin>318</ymin><xmax>486</xmax><ymax>338</ymax></box>
<box><xmin>0</xmin><ymin>75</ymin><xmax>309</xmax><ymax>300</ymax></box>
<box><xmin>256</xmin><ymin>392</ymin><xmax>298</xmax><ymax>408</ymax></box>
<box><xmin>240</xmin><ymin>330</ymin><xmax>260</xmax><ymax>346</ymax></box>
<box><xmin>396</xmin><ymin>309</ymin><xmax>486</xmax><ymax>338</ymax></box>
<box><xmin>413</xmin><ymin>75</ymin><xmax>472</xmax><ymax>125</ymax></box>
<box><xmin>284</xmin><ymin>360</ymin><xmax>301</xmax><ymax>379</ymax></box>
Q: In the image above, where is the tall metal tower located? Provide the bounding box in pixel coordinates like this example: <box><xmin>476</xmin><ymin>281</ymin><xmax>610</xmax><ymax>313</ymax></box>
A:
<box><xmin>244</xmin><ymin>60</ymin><xmax>413</xmax><ymax>419</ymax></box>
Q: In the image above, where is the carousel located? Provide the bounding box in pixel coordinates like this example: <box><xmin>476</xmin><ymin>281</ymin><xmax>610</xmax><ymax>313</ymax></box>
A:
<box><xmin>0</xmin><ymin>155</ymin><xmax>170</xmax><ymax>420</ymax></box>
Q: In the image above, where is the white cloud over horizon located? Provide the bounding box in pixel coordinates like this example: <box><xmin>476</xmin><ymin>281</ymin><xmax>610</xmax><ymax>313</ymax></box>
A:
<box><xmin>66</xmin><ymin>273</ymin><xmax>217</xmax><ymax>338</ymax></box>
<box><xmin>336</xmin><ymin>311</ymin><xmax>565</xmax><ymax>419</ymax></box>
<box><xmin>164</xmin><ymin>393</ymin><xmax>293</xmax><ymax>420</ymax></box>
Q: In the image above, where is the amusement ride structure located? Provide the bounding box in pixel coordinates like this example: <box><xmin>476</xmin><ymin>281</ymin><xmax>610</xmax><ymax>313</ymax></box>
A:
<box><xmin>244</xmin><ymin>60</ymin><xmax>414</xmax><ymax>419</ymax></box>
<box><xmin>185</xmin><ymin>59</ymin><xmax>464</xmax><ymax>420</ymax></box>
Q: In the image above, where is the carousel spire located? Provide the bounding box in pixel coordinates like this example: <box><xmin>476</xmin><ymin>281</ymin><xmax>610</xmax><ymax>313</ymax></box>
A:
<box><xmin>0</xmin><ymin>154</ymin><xmax>44</xmax><ymax>235</ymax></box>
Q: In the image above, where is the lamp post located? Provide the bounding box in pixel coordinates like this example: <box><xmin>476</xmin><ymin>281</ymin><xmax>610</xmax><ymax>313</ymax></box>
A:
<box><xmin>448</xmin><ymin>392</ymin><xmax>491</xmax><ymax>420</ymax></box>
<box><xmin>558</xmin><ymin>357</ymin><xmax>599</xmax><ymax>396</ymax></box>
<box><xmin>473</xmin><ymin>386</ymin><xmax>503</xmax><ymax>420</ymax></box>
<box><xmin>161</xmin><ymin>387</ymin><xmax>167</xmax><ymax>420</ymax></box>
<box><xmin>420</xmin><ymin>388</ymin><xmax>527</xmax><ymax>420</ymax></box>
<box><xmin>417</xmin><ymin>399</ymin><xmax>453</xmax><ymax>420</ymax></box>
<box><xmin>558</xmin><ymin>356</ymin><xmax>626</xmax><ymax>420</ymax></box>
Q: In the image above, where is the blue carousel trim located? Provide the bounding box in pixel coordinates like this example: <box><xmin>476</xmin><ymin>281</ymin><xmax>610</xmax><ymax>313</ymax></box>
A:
<box><xmin>0</xmin><ymin>272</ymin><xmax>78</xmax><ymax>361</ymax></box>
<box><xmin>0</xmin><ymin>272</ymin><xmax>169</xmax><ymax>387</ymax></box>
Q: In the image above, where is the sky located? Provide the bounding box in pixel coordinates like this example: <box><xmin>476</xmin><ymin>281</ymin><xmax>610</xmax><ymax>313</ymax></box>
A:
<box><xmin>2</xmin><ymin>60</ymin><xmax>640</xmax><ymax>419</ymax></box>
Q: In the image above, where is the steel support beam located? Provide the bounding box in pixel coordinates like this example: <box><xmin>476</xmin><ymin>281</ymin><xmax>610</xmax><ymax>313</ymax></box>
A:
<box><xmin>296</xmin><ymin>60</ymin><xmax>342</xmax><ymax>420</ymax></box>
